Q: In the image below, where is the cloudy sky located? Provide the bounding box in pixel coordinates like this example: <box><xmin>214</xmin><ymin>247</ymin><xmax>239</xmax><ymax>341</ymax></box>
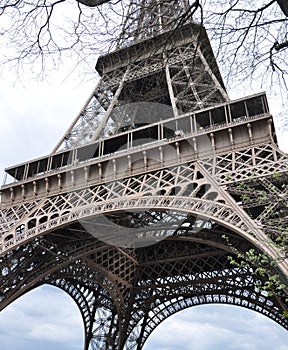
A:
<box><xmin>0</xmin><ymin>13</ymin><xmax>288</xmax><ymax>350</ymax></box>
<box><xmin>0</xmin><ymin>285</ymin><xmax>288</xmax><ymax>350</ymax></box>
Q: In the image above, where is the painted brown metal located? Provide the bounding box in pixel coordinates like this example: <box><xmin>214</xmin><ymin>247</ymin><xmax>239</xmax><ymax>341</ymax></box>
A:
<box><xmin>0</xmin><ymin>1</ymin><xmax>287</xmax><ymax>349</ymax></box>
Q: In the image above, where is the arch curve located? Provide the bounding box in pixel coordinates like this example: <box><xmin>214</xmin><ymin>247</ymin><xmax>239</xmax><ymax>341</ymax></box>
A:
<box><xmin>143</xmin><ymin>304</ymin><xmax>288</xmax><ymax>350</ymax></box>
<box><xmin>132</xmin><ymin>276</ymin><xmax>288</xmax><ymax>349</ymax></box>
<box><xmin>49</xmin><ymin>278</ymin><xmax>124</xmax><ymax>350</ymax></box>
<box><xmin>1</xmin><ymin>195</ymin><xmax>277</xmax><ymax>256</ymax></box>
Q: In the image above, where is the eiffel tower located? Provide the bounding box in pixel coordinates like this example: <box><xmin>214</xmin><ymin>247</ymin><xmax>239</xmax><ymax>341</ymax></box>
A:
<box><xmin>0</xmin><ymin>1</ymin><xmax>288</xmax><ymax>349</ymax></box>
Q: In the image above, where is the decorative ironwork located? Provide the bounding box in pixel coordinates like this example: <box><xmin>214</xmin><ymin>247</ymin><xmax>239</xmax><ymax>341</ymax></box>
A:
<box><xmin>0</xmin><ymin>1</ymin><xmax>287</xmax><ymax>349</ymax></box>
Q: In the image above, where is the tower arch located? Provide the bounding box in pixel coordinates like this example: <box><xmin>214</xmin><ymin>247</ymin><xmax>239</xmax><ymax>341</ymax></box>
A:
<box><xmin>0</xmin><ymin>1</ymin><xmax>287</xmax><ymax>349</ymax></box>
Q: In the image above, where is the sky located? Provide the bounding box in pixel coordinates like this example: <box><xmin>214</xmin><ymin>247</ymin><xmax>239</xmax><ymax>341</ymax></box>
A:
<box><xmin>0</xmin><ymin>5</ymin><xmax>288</xmax><ymax>350</ymax></box>
<box><xmin>0</xmin><ymin>285</ymin><xmax>288</xmax><ymax>350</ymax></box>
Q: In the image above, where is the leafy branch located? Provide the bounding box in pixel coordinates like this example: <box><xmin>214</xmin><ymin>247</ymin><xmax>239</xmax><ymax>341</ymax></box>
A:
<box><xmin>222</xmin><ymin>235</ymin><xmax>288</xmax><ymax>311</ymax></box>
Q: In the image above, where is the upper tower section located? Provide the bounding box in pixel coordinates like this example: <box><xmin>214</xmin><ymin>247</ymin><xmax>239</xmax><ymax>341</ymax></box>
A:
<box><xmin>48</xmin><ymin>0</ymin><xmax>229</xmax><ymax>152</ymax></box>
<box><xmin>116</xmin><ymin>0</ymin><xmax>192</xmax><ymax>47</ymax></box>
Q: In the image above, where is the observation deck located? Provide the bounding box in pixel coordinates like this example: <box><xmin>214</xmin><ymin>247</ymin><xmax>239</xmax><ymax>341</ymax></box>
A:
<box><xmin>0</xmin><ymin>93</ymin><xmax>275</xmax><ymax>206</ymax></box>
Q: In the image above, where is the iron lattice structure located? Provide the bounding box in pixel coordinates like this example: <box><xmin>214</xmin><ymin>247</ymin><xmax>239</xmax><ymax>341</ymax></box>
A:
<box><xmin>0</xmin><ymin>1</ymin><xmax>288</xmax><ymax>349</ymax></box>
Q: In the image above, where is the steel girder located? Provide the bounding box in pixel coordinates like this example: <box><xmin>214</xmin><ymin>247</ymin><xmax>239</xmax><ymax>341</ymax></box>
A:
<box><xmin>0</xmin><ymin>224</ymin><xmax>287</xmax><ymax>349</ymax></box>
<box><xmin>52</xmin><ymin>22</ymin><xmax>228</xmax><ymax>152</ymax></box>
<box><xmin>1</xmin><ymin>1</ymin><xmax>288</xmax><ymax>348</ymax></box>
<box><xmin>1</xmin><ymin>153</ymin><xmax>288</xmax><ymax>349</ymax></box>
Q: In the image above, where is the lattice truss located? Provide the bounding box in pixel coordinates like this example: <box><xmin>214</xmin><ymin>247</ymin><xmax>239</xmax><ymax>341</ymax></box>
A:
<box><xmin>201</xmin><ymin>143</ymin><xmax>288</xmax><ymax>245</ymax></box>
<box><xmin>0</xmin><ymin>222</ymin><xmax>287</xmax><ymax>350</ymax></box>
<box><xmin>0</xmin><ymin>161</ymin><xmax>265</xmax><ymax>247</ymax></box>
<box><xmin>1</xmin><ymin>145</ymin><xmax>288</xmax><ymax>349</ymax></box>
<box><xmin>1</xmin><ymin>1</ymin><xmax>288</xmax><ymax>349</ymax></box>
<box><xmin>1</xmin><ymin>143</ymin><xmax>288</xmax><ymax>248</ymax></box>
<box><xmin>53</xmin><ymin>1</ymin><xmax>228</xmax><ymax>152</ymax></box>
<box><xmin>116</xmin><ymin>0</ymin><xmax>192</xmax><ymax>45</ymax></box>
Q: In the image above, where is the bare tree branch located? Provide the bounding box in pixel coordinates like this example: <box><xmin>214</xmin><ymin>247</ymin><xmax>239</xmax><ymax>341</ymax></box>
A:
<box><xmin>0</xmin><ymin>0</ymin><xmax>287</xmax><ymax>99</ymax></box>
<box><xmin>77</xmin><ymin>0</ymin><xmax>111</xmax><ymax>6</ymax></box>
<box><xmin>277</xmin><ymin>0</ymin><xmax>288</xmax><ymax>16</ymax></box>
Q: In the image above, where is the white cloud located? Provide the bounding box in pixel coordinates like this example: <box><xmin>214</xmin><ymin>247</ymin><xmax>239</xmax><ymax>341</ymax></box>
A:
<box><xmin>1</xmin><ymin>293</ymin><xmax>288</xmax><ymax>350</ymax></box>
<box><xmin>0</xmin><ymin>285</ymin><xmax>83</xmax><ymax>350</ymax></box>
<box><xmin>0</xmin><ymin>64</ymin><xmax>96</xmax><ymax>180</ymax></box>
<box><xmin>144</xmin><ymin>305</ymin><xmax>288</xmax><ymax>350</ymax></box>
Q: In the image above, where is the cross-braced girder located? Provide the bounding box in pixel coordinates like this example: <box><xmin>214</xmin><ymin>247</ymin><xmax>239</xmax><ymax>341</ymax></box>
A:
<box><xmin>116</xmin><ymin>0</ymin><xmax>192</xmax><ymax>47</ymax></box>
<box><xmin>53</xmin><ymin>20</ymin><xmax>228</xmax><ymax>152</ymax></box>
<box><xmin>1</xmin><ymin>0</ymin><xmax>288</xmax><ymax>348</ymax></box>
<box><xmin>0</xmin><ymin>222</ymin><xmax>287</xmax><ymax>350</ymax></box>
